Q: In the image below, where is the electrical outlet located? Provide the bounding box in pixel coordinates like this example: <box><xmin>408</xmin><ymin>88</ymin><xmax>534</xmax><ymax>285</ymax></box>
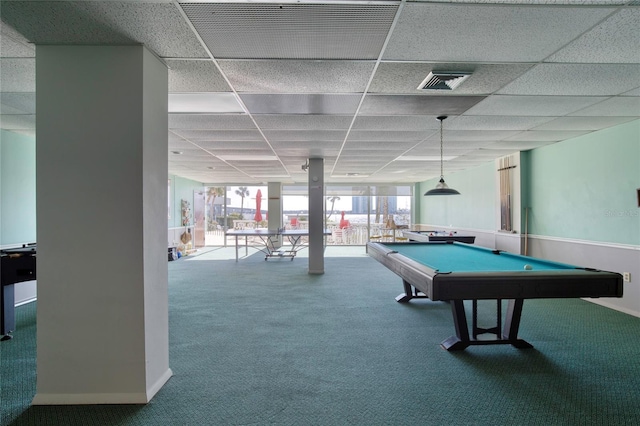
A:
<box><xmin>623</xmin><ymin>272</ymin><xmax>631</xmax><ymax>283</ymax></box>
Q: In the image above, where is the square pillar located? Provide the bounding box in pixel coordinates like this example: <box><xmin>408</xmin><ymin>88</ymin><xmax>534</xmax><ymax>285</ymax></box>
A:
<box><xmin>267</xmin><ymin>182</ymin><xmax>282</xmax><ymax>248</ymax></box>
<box><xmin>33</xmin><ymin>45</ymin><xmax>171</xmax><ymax>404</ymax></box>
<box><xmin>308</xmin><ymin>158</ymin><xmax>325</xmax><ymax>274</ymax></box>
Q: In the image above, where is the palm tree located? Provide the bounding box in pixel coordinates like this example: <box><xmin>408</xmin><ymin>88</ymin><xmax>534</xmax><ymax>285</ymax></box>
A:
<box><xmin>206</xmin><ymin>186</ymin><xmax>225</xmax><ymax>225</ymax></box>
<box><xmin>326</xmin><ymin>196</ymin><xmax>340</xmax><ymax>220</ymax></box>
<box><xmin>235</xmin><ymin>186</ymin><xmax>250</xmax><ymax>219</ymax></box>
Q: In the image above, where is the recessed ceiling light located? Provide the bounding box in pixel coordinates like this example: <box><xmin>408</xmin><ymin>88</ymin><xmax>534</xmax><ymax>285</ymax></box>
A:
<box><xmin>171</xmin><ymin>151</ymin><xmax>183</xmax><ymax>155</ymax></box>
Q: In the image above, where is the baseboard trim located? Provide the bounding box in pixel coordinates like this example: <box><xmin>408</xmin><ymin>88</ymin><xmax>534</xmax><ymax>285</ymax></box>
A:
<box><xmin>585</xmin><ymin>298</ymin><xmax>640</xmax><ymax>319</ymax></box>
<box><xmin>146</xmin><ymin>368</ymin><xmax>173</xmax><ymax>402</ymax></box>
<box><xmin>31</xmin><ymin>368</ymin><xmax>173</xmax><ymax>405</ymax></box>
<box><xmin>32</xmin><ymin>391</ymin><xmax>149</xmax><ymax>405</ymax></box>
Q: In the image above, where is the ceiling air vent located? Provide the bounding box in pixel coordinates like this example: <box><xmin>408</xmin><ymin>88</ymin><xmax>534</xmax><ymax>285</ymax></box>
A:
<box><xmin>417</xmin><ymin>72</ymin><xmax>471</xmax><ymax>91</ymax></box>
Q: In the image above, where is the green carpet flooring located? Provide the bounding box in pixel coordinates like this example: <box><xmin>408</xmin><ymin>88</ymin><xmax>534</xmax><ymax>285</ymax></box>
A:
<box><xmin>2</xmin><ymin>247</ymin><xmax>639</xmax><ymax>425</ymax></box>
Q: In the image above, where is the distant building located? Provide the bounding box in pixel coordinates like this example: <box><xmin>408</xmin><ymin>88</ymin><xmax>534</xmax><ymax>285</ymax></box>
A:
<box><xmin>352</xmin><ymin>196</ymin><xmax>399</xmax><ymax>214</ymax></box>
<box><xmin>352</xmin><ymin>196</ymin><xmax>369</xmax><ymax>214</ymax></box>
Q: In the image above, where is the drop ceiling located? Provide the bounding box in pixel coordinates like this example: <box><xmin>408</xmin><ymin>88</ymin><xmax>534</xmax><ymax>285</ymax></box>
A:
<box><xmin>1</xmin><ymin>0</ymin><xmax>638</xmax><ymax>185</ymax></box>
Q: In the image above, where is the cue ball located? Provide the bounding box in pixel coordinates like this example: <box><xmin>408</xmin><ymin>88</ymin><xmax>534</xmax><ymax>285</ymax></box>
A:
<box><xmin>524</xmin><ymin>264</ymin><xmax>533</xmax><ymax>270</ymax></box>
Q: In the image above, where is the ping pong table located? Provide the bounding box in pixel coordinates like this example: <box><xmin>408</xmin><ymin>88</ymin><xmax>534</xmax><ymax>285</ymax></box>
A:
<box><xmin>226</xmin><ymin>228</ymin><xmax>330</xmax><ymax>261</ymax></box>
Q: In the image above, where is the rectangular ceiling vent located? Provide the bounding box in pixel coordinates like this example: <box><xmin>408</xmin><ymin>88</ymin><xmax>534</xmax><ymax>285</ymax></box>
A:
<box><xmin>417</xmin><ymin>72</ymin><xmax>471</xmax><ymax>91</ymax></box>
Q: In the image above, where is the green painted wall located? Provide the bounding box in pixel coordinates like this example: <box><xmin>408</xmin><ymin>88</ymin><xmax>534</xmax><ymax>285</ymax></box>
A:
<box><xmin>168</xmin><ymin>175</ymin><xmax>203</xmax><ymax>228</ymax></box>
<box><xmin>527</xmin><ymin>119</ymin><xmax>639</xmax><ymax>245</ymax></box>
<box><xmin>417</xmin><ymin>119</ymin><xmax>640</xmax><ymax>246</ymax></box>
<box><xmin>419</xmin><ymin>161</ymin><xmax>496</xmax><ymax>230</ymax></box>
<box><xmin>0</xmin><ymin>130</ymin><xmax>37</xmax><ymax>244</ymax></box>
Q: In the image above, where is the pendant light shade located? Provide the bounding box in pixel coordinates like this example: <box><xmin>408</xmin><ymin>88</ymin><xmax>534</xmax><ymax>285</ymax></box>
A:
<box><xmin>424</xmin><ymin>115</ymin><xmax>460</xmax><ymax>196</ymax></box>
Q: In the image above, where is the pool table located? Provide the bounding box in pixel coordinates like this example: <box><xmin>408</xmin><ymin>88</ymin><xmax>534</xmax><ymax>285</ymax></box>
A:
<box><xmin>367</xmin><ymin>241</ymin><xmax>623</xmax><ymax>351</ymax></box>
<box><xmin>404</xmin><ymin>230</ymin><xmax>476</xmax><ymax>244</ymax></box>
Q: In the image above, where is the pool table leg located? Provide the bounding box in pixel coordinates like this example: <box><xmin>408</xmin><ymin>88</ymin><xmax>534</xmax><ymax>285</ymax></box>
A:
<box><xmin>441</xmin><ymin>300</ymin><xmax>471</xmax><ymax>351</ymax></box>
<box><xmin>503</xmin><ymin>299</ymin><xmax>533</xmax><ymax>349</ymax></box>
<box><xmin>395</xmin><ymin>280</ymin><xmax>428</xmax><ymax>303</ymax></box>
<box><xmin>441</xmin><ymin>299</ymin><xmax>533</xmax><ymax>351</ymax></box>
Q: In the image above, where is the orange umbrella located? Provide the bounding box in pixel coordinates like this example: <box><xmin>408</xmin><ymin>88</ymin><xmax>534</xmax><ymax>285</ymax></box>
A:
<box><xmin>254</xmin><ymin>189</ymin><xmax>263</xmax><ymax>222</ymax></box>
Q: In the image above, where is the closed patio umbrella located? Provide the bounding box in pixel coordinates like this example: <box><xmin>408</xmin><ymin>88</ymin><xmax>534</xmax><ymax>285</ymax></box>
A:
<box><xmin>254</xmin><ymin>189</ymin><xmax>263</xmax><ymax>222</ymax></box>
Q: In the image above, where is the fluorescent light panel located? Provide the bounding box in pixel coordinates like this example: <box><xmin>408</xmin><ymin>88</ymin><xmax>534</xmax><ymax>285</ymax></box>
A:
<box><xmin>168</xmin><ymin>93</ymin><xmax>245</xmax><ymax>113</ymax></box>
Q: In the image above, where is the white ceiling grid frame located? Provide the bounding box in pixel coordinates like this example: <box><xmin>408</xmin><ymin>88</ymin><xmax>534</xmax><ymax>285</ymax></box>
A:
<box><xmin>329</xmin><ymin>0</ymin><xmax>407</xmax><ymax>179</ymax></box>
<box><xmin>1</xmin><ymin>0</ymin><xmax>639</xmax><ymax>185</ymax></box>
<box><xmin>173</xmin><ymin>0</ymin><xmax>292</xmax><ymax>181</ymax></box>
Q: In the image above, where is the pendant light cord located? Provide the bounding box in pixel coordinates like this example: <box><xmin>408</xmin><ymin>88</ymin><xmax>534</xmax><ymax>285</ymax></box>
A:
<box><xmin>439</xmin><ymin>118</ymin><xmax>444</xmax><ymax>180</ymax></box>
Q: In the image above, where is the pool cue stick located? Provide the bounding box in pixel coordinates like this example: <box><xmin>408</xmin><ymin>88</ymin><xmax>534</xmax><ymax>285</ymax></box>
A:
<box><xmin>499</xmin><ymin>159</ymin><xmax>505</xmax><ymax>230</ymax></box>
<box><xmin>506</xmin><ymin>156</ymin><xmax>511</xmax><ymax>232</ymax></box>
<box><xmin>524</xmin><ymin>207</ymin><xmax>529</xmax><ymax>256</ymax></box>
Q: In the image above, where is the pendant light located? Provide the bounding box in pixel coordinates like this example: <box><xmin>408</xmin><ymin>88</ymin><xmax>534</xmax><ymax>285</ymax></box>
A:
<box><xmin>424</xmin><ymin>115</ymin><xmax>460</xmax><ymax>196</ymax></box>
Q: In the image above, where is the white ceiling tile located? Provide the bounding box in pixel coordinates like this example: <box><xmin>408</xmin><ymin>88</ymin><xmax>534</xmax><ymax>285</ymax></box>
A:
<box><xmin>1</xmin><ymin>0</ymin><xmax>636</xmax><ymax>186</ymax></box>
<box><xmin>531</xmin><ymin>116</ymin><xmax>637</xmax><ymax>131</ymax></box>
<box><xmin>384</xmin><ymin>3</ymin><xmax>613</xmax><ymax>62</ymax></box>
<box><xmin>498</xmin><ymin>64</ymin><xmax>640</xmax><ymax>96</ymax></box>
<box><xmin>0</xmin><ymin>114</ymin><xmax>35</xmax><ymax>129</ymax></box>
<box><xmin>254</xmin><ymin>115</ymin><xmax>352</xmax><ymax>130</ymax></box>
<box><xmin>0</xmin><ymin>58</ymin><xmax>35</xmax><ymax>92</ymax></box>
<box><xmin>547</xmin><ymin>8</ymin><xmax>640</xmax><ymax>64</ymax></box>
<box><xmin>219</xmin><ymin>60</ymin><xmax>375</xmax><ymax>93</ymax></box>
<box><xmin>241</xmin><ymin>94</ymin><xmax>361</xmax><ymax>115</ymax></box>
<box><xmin>169</xmin><ymin>114</ymin><xmax>256</xmax><ymax>130</ymax></box>
<box><xmin>432</xmin><ymin>129</ymin><xmax>522</xmax><ymax>141</ymax></box>
<box><xmin>168</xmin><ymin>60</ymin><xmax>232</xmax><ymax>93</ymax></box>
<box><xmin>484</xmin><ymin>140</ymin><xmax>556</xmax><ymax>151</ymax></box>
<box><xmin>446</xmin><ymin>115</ymin><xmax>555</xmax><ymax>130</ymax></box>
<box><xmin>505</xmin><ymin>130</ymin><xmax>591</xmax><ymax>141</ymax></box>
<box><xmin>370</xmin><ymin>62</ymin><xmax>534</xmax><ymax>95</ymax></box>
<box><xmin>172</xmin><ymin>129</ymin><xmax>263</xmax><ymax>141</ymax></box>
<box><xmin>180</xmin><ymin>3</ymin><xmax>398</xmax><ymax>60</ymax></box>
<box><xmin>348</xmin><ymin>130</ymin><xmax>427</xmax><ymax>142</ymax></box>
<box><xmin>352</xmin><ymin>115</ymin><xmax>440</xmax><ymax>132</ymax></box>
<box><xmin>360</xmin><ymin>95</ymin><xmax>485</xmax><ymax>115</ymax></box>
<box><xmin>195</xmin><ymin>141</ymin><xmax>269</xmax><ymax>151</ymax></box>
<box><xmin>568</xmin><ymin>97</ymin><xmax>640</xmax><ymax>116</ymax></box>
<box><xmin>343</xmin><ymin>141</ymin><xmax>417</xmax><ymax>151</ymax></box>
<box><xmin>0</xmin><ymin>2</ymin><xmax>209</xmax><ymax>58</ymax></box>
<box><xmin>263</xmin><ymin>130</ymin><xmax>348</xmax><ymax>141</ymax></box>
<box><xmin>464</xmin><ymin>95</ymin><xmax>608</xmax><ymax>116</ymax></box>
<box><xmin>0</xmin><ymin>93</ymin><xmax>35</xmax><ymax>114</ymax></box>
<box><xmin>168</xmin><ymin>93</ymin><xmax>245</xmax><ymax>114</ymax></box>
<box><xmin>0</xmin><ymin>22</ymin><xmax>35</xmax><ymax>58</ymax></box>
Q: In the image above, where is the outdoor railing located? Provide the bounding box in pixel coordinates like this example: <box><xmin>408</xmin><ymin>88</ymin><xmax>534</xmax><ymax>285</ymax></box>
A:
<box><xmin>204</xmin><ymin>223</ymin><xmax>408</xmax><ymax>246</ymax></box>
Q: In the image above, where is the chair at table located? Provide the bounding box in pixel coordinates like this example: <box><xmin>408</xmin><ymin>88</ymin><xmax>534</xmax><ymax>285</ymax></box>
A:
<box><xmin>329</xmin><ymin>226</ymin><xmax>342</xmax><ymax>245</ymax></box>
<box><xmin>369</xmin><ymin>227</ymin><xmax>382</xmax><ymax>243</ymax></box>
<box><xmin>381</xmin><ymin>229</ymin><xmax>395</xmax><ymax>242</ymax></box>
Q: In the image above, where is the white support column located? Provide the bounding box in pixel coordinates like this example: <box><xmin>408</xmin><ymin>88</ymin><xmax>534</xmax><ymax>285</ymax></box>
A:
<box><xmin>33</xmin><ymin>46</ymin><xmax>172</xmax><ymax>405</ymax></box>
<box><xmin>308</xmin><ymin>158</ymin><xmax>325</xmax><ymax>274</ymax></box>
<box><xmin>267</xmin><ymin>182</ymin><xmax>282</xmax><ymax>248</ymax></box>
